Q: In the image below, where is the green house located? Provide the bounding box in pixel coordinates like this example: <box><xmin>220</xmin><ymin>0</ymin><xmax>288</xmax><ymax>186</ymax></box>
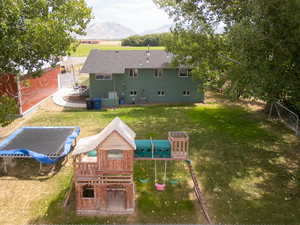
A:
<box><xmin>81</xmin><ymin>49</ymin><xmax>203</xmax><ymax>107</ymax></box>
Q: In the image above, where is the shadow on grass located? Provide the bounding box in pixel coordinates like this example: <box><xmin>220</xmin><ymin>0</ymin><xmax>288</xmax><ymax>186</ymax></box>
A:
<box><xmin>28</xmin><ymin>185</ymin><xmax>129</xmax><ymax>224</ymax></box>
<box><xmin>28</xmin><ymin>160</ymin><xmax>201</xmax><ymax>224</ymax></box>
<box><xmin>25</xmin><ymin>104</ymin><xmax>299</xmax><ymax>224</ymax></box>
<box><xmin>0</xmin><ymin>157</ymin><xmax>67</xmax><ymax>181</ymax></box>
<box><xmin>134</xmin><ymin>160</ymin><xmax>203</xmax><ymax>223</ymax></box>
<box><xmin>187</xmin><ymin>106</ymin><xmax>300</xmax><ymax>224</ymax></box>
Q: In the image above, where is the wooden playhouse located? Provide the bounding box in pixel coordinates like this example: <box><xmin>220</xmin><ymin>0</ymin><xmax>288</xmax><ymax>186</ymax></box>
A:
<box><xmin>72</xmin><ymin>117</ymin><xmax>189</xmax><ymax>214</ymax></box>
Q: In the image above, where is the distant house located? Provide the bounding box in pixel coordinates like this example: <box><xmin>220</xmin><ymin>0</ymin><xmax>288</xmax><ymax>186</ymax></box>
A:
<box><xmin>81</xmin><ymin>50</ymin><xmax>203</xmax><ymax>106</ymax></box>
<box><xmin>79</xmin><ymin>39</ymin><xmax>101</xmax><ymax>44</ymax></box>
<box><xmin>0</xmin><ymin>66</ymin><xmax>60</xmax><ymax>115</ymax></box>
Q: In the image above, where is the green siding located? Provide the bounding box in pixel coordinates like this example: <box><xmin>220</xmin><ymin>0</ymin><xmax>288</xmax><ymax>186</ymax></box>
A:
<box><xmin>89</xmin><ymin>69</ymin><xmax>203</xmax><ymax>104</ymax></box>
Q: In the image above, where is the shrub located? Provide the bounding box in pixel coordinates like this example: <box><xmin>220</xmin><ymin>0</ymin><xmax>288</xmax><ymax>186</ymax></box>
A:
<box><xmin>0</xmin><ymin>95</ymin><xmax>18</xmax><ymax>127</ymax></box>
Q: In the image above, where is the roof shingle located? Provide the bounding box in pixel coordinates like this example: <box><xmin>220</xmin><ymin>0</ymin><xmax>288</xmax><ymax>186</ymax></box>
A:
<box><xmin>80</xmin><ymin>49</ymin><xmax>173</xmax><ymax>74</ymax></box>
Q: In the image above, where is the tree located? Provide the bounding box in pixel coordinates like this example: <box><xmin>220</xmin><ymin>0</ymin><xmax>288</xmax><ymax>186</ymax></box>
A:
<box><xmin>121</xmin><ymin>33</ymin><xmax>171</xmax><ymax>47</ymax></box>
<box><xmin>155</xmin><ymin>0</ymin><xmax>300</xmax><ymax>104</ymax></box>
<box><xmin>0</xmin><ymin>0</ymin><xmax>92</xmax><ymax>76</ymax></box>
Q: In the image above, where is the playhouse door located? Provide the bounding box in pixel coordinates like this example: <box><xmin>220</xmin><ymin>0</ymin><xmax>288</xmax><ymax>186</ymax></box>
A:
<box><xmin>107</xmin><ymin>190</ymin><xmax>126</xmax><ymax>211</ymax></box>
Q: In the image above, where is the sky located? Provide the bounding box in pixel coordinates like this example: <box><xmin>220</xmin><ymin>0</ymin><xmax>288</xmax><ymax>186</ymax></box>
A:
<box><xmin>85</xmin><ymin>0</ymin><xmax>173</xmax><ymax>33</ymax></box>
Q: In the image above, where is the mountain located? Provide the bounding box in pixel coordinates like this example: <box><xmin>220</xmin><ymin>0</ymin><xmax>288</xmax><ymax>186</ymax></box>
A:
<box><xmin>78</xmin><ymin>22</ymin><xmax>136</xmax><ymax>40</ymax></box>
<box><xmin>141</xmin><ymin>24</ymin><xmax>172</xmax><ymax>35</ymax></box>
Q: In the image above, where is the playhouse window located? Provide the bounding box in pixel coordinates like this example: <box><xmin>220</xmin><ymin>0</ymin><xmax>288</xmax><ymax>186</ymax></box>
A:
<box><xmin>82</xmin><ymin>185</ymin><xmax>95</xmax><ymax>198</ymax></box>
<box><xmin>154</xmin><ymin>69</ymin><xmax>163</xmax><ymax>78</ymax></box>
<box><xmin>108</xmin><ymin>149</ymin><xmax>123</xmax><ymax>159</ymax></box>
<box><xmin>183</xmin><ymin>89</ymin><xmax>190</xmax><ymax>96</ymax></box>
<box><xmin>129</xmin><ymin>69</ymin><xmax>138</xmax><ymax>78</ymax></box>
<box><xmin>130</xmin><ymin>89</ymin><xmax>137</xmax><ymax>96</ymax></box>
<box><xmin>95</xmin><ymin>74</ymin><xmax>112</xmax><ymax>80</ymax></box>
<box><xmin>158</xmin><ymin>89</ymin><xmax>165</xmax><ymax>96</ymax></box>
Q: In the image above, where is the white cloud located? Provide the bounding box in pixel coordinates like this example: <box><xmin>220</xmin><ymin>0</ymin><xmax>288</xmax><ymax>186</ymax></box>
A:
<box><xmin>85</xmin><ymin>0</ymin><xmax>173</xmax><ymax>33</ymax></box>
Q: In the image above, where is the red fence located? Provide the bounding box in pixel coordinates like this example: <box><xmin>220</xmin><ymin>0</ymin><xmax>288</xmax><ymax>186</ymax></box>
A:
<box><xmin>19</xmin><ymin>66</ymin><xmax>60</xmax><ymax>113</ymax></box>
<box><xmin>0</xmin><ymin>66</ymin><xmax>60</xmax><ymax>114</ymax></box>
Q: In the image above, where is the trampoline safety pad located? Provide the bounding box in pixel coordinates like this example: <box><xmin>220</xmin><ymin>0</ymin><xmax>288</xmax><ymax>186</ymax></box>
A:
<box><xmin>0</xmin><ymin>126</ymin><xmax>80</xmax><ymax>164</ymax></box>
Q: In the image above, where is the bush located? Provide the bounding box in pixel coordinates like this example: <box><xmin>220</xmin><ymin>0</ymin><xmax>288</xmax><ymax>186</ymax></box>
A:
<box><xmin>0</xmin><ymin>95</ymin><xmax>18</xmax><ymax>127</ymax></box>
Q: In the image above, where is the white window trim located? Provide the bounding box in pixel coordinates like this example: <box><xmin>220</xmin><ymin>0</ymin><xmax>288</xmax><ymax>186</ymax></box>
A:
<box><xmin>129</xmin><ymin>68</ymin><xmax>138</xmax><ymax>78</ymax></box>
<box><xmin>158</xmin><ymin>89</ymin><xmax>165</xmax><ymax>96</ymax></box>
<box><xmin>130</xmin><ymin>89</ymin><xmax>137</xmax><ymax>96</ymax></box>
<box><xmin>107</xmin><ymin>149</ymin><xmax>124</xmax><ymax>160</ymax></box>
<box><xmin>95</xmin><ymin>74</ymin><xmax>112</xmax><ymax>80</ymax></box>
<box><xmin>178</xmin><ymin>68</ymin><xmax>192</xmax><ymax>78</ymax></box>
<box><xmin>183</xmin><ymin>89</ymin><xmax>191</xmax><ymax>96</ymax></box>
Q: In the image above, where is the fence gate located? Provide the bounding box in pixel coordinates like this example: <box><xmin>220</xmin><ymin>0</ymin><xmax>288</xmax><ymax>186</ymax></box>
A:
<box><xmin>269</xmin><ymin>102</ymin><xmax>299</xmax><ymax>135</ymax></box>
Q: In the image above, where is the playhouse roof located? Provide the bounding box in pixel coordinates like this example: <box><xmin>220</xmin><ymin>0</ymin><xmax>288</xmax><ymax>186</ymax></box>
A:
<box><xmin>72</xmin><ymin>117</ymin><xmax>136</xmax><ymax>155</ymax></box>
<box><xmin>80</xmin><ymin>49</ymin><xmax>173</xmax><ymax>74</ymax></box>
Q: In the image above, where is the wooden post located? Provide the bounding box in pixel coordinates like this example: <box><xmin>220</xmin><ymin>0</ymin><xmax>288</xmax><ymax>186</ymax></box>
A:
<box><xmin>150</xmin><ymin>137</ymin><xmax>154</xmax><ymax>158</ymax></box>
<box><xmin>3</xmin><ymin>158</ymin><xmax>7</xmax><ymax>174</ymax></box>
<box><xmin>39</xmin><ymin>162</ymin><xmax>43</xmax><ymax>172</ymax></box>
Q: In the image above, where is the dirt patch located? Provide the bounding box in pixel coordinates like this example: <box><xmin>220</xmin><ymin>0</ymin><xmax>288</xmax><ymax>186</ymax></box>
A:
<box><xmin>203</xmin><ymin>91</ymin><xmax>266</xmax><ymax>112</ymax></box>
<box><xmin>38</xmin><ymin>97</ymin><xmax>65</xmax><ymax>113</ymax></box>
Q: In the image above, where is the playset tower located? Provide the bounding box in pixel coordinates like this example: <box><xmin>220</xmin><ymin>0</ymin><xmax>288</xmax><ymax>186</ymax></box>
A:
<box><xmin>72</xmin><ymin>117</ymin><xmax>188</xmax><ymax>214</ymax></box>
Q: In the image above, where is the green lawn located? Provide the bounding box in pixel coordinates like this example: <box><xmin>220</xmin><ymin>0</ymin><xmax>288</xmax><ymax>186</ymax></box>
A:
<box><xmin>70</xmin><ymin>44</ymin><xmax>165</xmax><ymax>57</ymax></box>
<box><xmin>0</xmin><ymin>101</ymin><xmax>299</xmax><ymax>224</ymax></box>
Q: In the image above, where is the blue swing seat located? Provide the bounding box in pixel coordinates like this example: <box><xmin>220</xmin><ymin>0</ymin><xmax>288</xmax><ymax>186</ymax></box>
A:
<box><xmin>138</xmin><ymin>178</ymin><xmax>150</xmax><ymax>183</ymax></box>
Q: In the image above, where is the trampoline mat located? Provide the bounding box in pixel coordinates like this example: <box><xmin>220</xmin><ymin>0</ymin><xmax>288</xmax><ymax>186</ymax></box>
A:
<box><xmin>0</xmin><ymin>128</ymin><xmax>75</xmax><ymax>155</ymax></box>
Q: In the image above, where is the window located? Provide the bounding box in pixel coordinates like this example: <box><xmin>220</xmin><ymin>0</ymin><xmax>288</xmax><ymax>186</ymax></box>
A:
<box><xmin>108</xmin><ymin>149</ymin><xmax>123</xmax><ymax>160</ymax></box>
<box><xmin>154</xmin><ymin>69</ymin><xmax>163</xmax><ymax>78</ymax></box>
<box><xmin>95</xmin><ymin>74</ymin><xmax>112</xmax><ymax>80</ymax></box>
<box><xmin>183</xmin><ymin>89</ymin><xmax>190</xmax><ymax>96</ymax></box>
<box><xmin>158</xmin><ymin>89</ymin><xmax>165</xmax><ymax>96</ymax></box>
<box><xmin>129</xmin><ymin>68</ymin><xmax>138</xmax><ymax>78</ymax></box>
<box><xmin>82</xmin><ymin>185</ymin><xmax>95</xmax><ymax>198</ymax></box>
<box><xmin>178</xmin><ymin>68</ymin><xmax>192</xmax><ymax>77</ymax></box>
<box><xmin>130</xmin><ymin>89</ymin><xmax>137</xmax><ymax>96</ymax></box>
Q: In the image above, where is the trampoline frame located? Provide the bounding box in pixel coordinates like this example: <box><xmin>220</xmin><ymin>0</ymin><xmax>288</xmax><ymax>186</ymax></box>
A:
<box><xmin>0</xmin><ymin>126</ymin><xmax>80</xmax><ymax>164</ymax></box>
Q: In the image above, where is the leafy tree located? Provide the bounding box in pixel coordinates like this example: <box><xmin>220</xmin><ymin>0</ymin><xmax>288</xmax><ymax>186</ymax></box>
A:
<box><xmin>0</xmin><ymin>0</ymin><xmax>92</xmax><ymax>76</ymax></box>
<box><xmin>155</xmin><ymin>0</ymin><xmax>300</xmax><ymax>104</ymax></box>
<box><xmin>122</xmin><ymin>33</ymin><xmax>171</xmax><ymax>47</ymax></box>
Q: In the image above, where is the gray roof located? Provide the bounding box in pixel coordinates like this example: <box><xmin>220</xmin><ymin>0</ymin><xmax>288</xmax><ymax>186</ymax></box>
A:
<box><xmin>80</xmin><ymin>49</ymin><xmax>173</xmax><ymax>74</ymax></box>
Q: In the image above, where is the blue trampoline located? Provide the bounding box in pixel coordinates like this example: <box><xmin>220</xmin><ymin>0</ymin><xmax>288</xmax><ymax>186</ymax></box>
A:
<box><xmin>0</xmin><ymin>126</ymin><xmax>80</xmax><ymax>164</ymax></box>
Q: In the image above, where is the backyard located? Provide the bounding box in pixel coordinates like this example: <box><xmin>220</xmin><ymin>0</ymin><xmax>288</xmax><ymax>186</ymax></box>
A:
<box><xmin>0</xmin><ymin>95</ymin><xmax>299</xmax><ymax>224</ymax></box>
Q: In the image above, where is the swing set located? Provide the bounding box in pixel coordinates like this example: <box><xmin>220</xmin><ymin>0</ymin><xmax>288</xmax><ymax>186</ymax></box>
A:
<box><xmin>138</xmin><ymin>158</ymin><xmax>182</xmax><ymax>190</ymax></box>
<box><xmin>73</xmin><ymin>117</ymin><xmax>212</xmax><ymax>223</ymax></box>
<box><xmin>135</xmin><ymin>134</ymin><xmax>188</xmax><ymax>190</ymax></box>
<box><xmin>154</xmin><ymin>160</ymin><xmax>167</xmax><ymax>191</ymax></box>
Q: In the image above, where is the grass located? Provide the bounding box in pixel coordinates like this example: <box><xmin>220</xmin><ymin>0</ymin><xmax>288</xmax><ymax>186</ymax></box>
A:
<box><xmin>71</xmin><ymin>44</ymin><xmax>165</xmax><ymax>57</ymax></box>
<box><xmin>0</xmin><ymin>99</ymin><xmax>299</xmax><ymax>224</ymax></box>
